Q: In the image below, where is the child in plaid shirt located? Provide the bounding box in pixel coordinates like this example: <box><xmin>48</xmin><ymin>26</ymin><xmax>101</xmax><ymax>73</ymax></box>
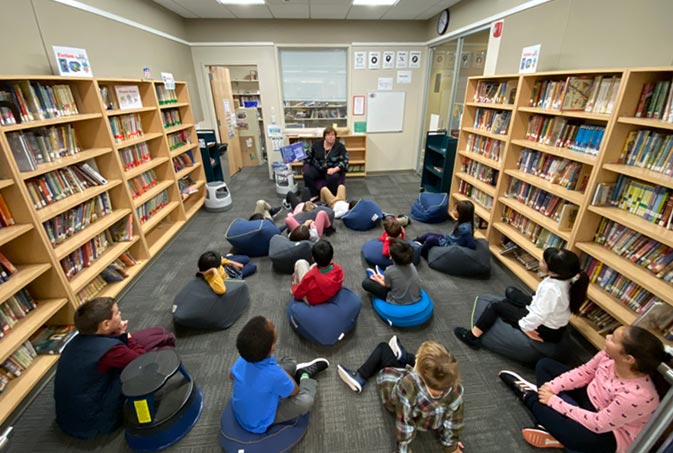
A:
<box><xmin>337</xmin><ymin>337</ymin><xmax>464</xmax><ymax>453</ymax></box>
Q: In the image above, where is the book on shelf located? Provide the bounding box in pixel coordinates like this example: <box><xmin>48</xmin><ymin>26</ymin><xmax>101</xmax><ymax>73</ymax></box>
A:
<box><xmin>167</xmin><ymin>130</ymin><xmax>191</xmax><ymax>151</ymax></box>
<box><xmin>0</xmin><ymin>251</ymin><xmax>17</xmax><ymax>283</ymax></box>
<box><xmin>25</xmin><ymin>163</ymin><xmax>106</xmax><ymax>210</ymax></box>
<box><xmin>561</xmin><ymin>76</ymin><xmax>595</xmax><ymax>111</ymax></box>
<box><xmin>1</xmin><ymin>341</ymin><xmax>37</xmax><ymax>383</ymax></box>
<box><xmin>109</xmin><ymin>214</ymin><xmax>133</xmax><ymax>242</ymax></box>
<box><xmin>60</xmin><ymin>231</ymin><xmax>113</xmax><ymax>280</ymax></box>
<box><xmin>473</xmin><ymin>80</ymin><xmax>516</xmax><ymax>105</ymax></box>
<box><xmin>557</xmin><ymin>204</ymin><xmax>579</xmax><ymax>231</ymax></box>
<box><xmin>136</xmin><ymin>190</ymin><xmax>169</xmax><ymax>223</ymax></box>
<box><xmin>633</xmin><ymin>301</ymin><xmax>673</xmax><ymax>338</ymax></box>
<box><xmin>30</xmin><ymin>325</ymin><xmax>78</xmax><ymax>355</ymax></box>
<box><xmin>114</xmin><ymin>85</ymin><xmax>142</xmax><ymax>110</ymax></box>
<box><xmin>0</xmin><ymin>193</ymin><xmax>15</xmax><ymax>228</ymax></box>
<box><xmin>162</xmin><ymin>109</ymin><xmax>182</xmax><ymax>128</ymax></box>
<box><xmin>108</xmin><ymin>113</ymin><xmax>144</xmax><ymax>143</ymax></box>
<box><xmin>172</xmin><ymin>153</ymin><xmax>193</xmax><ymax>173</ymax></box>
<box><xmin>99</xmin><ymin>85</ymin><xmax>117</xmax><ymax>110</ymax></box>
<box><xmin>155</xmin><ymin>85</ymin><xmax>177</xmax><ymax>105</ymax></box>
<box><xmin>76</xmin><ymin>275</ymin><xmax>108</xmax><ymax>305</ymax></box>
<box><xmin>42</xmin><ymin>192</ymin><xmax>112</xmax><ymax>247</ymax></box>
<box><xmin>118</xmin><ymin>250</ymin><xmax>138</xmax><ymax>266</ymax></box>
<box><xmin>1</xmin><ymin>82</ymin><xmax>79</xmax><ymax>123</ymax></box>
<box><xmin>500</xmin><ymin>240</ymin><xmax>519</xmax><ymax>255</ymax></box>
<box><xmin>119</xmin><ymin>142</ymin><xmax>152</xmax><ymax>170</ymax></box>
<box><xmin>127</xmin><ymin>169</ymin><xmax>158</xmax><ymax>199</ymax></box>
<box><xmin>6</xmin><ymin>125</ymin><xmax>81</xmax><ymax>172</ymax></box>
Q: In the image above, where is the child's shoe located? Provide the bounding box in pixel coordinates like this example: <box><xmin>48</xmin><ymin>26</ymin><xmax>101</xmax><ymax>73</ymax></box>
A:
<box><xmin>388</xmin><ymin>335</ymin><xmax>402</xmax><ymax>360</ymax></box>
<box><xmin>256</xmin><ymin>199</ymin><xmax>271</xmax><ymax>213</ymax></box>
<box><xmin>375</xmin><ymin>265</ymin><xmax>384</xmax><ymax>276</ymax></box>
<box><xmin>269</xmin><ymin>206</ymin><xmax>283</xmax><ymax>218</ymax></box>
<box><xmin>521</xmin><ymin>427</ymin><xmax>563</xmax><ymax>449</ymax></box>
<box><xmin>337</xmin><ymin>365</ymin><xmax>366</xmax><ymax>393</ymax></box>
<box><xmin>498</xmin><ymin>370</ymin><xmax>538</xmax><ymax>400</ymax></box>
<box><xmin>396</xmin><ymin>215</ymin><xmax>411</xmax><ymax>227</ymax></box>
<box><xmin>324</xmin><ymin>225</ymin><xmax>337</xmax><ymax>236</ymax></box>
<box><xmin>453</xmin><ymin>327</ymin><xmax>481</xmax><ymax>350</ymax></box>
<box><xmin>366</xmin><ymin>268</ymin><xmax>377</xmax><ymax>279</ymax></box>
<box><xmin>295</xmin><ymin>358</ymin><xmax>329</xmax><ymax>381</ymax></box>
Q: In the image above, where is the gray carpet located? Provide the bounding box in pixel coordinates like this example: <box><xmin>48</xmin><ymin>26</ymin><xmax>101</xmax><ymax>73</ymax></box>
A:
<box><xmin>5</xmin><ymin>166</ymin><xmax>595</xmax><ymax>452</ymax></box>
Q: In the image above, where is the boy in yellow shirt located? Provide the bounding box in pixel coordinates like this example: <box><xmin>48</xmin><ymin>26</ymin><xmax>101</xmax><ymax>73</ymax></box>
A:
<box><xmin>197</xmin><ymin>251</ymin><xmax>257</xmax><ymax>295</ymax></box>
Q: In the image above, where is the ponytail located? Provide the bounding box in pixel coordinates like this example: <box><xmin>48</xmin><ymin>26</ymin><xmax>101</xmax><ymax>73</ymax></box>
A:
<box><xmin>568</xmin><ymin>272</ymin><xmax>589</xmax><ymax>314</ymax></box>
<box><xmin>543</xmin><ymin>248</ymin><xmax>588</xmax><ymax>314</ymax></box>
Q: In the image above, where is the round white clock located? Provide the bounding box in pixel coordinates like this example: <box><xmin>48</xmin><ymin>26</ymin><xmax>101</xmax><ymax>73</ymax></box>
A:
<box><xmin>437</xmin><ymin>9</ymin><xmax>450</xmax><ymax>35</ymax></box>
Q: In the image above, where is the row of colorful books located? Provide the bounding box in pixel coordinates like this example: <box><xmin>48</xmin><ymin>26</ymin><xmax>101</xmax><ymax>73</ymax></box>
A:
<box><xmin>109</xmin><ymin>114</ymin><xmax>144</xmax><ymax>144</ymax></box>
<box><xmin>458</xmin><ymin>180</ymin><xmax>494</xmax><ymax>210</ymax></box>
<box><xmin>107</xmin><ymin>214</ymin><xmax>134</xmax><ymax>243</ymax></box>
<box><xmin>502</xmin><ymin>206</ymin><xmax>568</xmax><ymax>250</ymax></box>
<box><xmin>472</xmin><ymin>80</ymin><xmax>516</xmax><ymax>105</ymax></box>
<box><xmin>60</xmin><ymin>231</ymin><xmax>112</xmax><ymax>280</ymax></box>
<box><xmin>172</xmin><ymin>153</ymin><xmax>193</xmax><ymax>173</ymax></box>
<box><xmin>461</xmin><ymin>159</ymin><xmax>498</xmax><ymax>186</ymax></box>
<box><xmin>0</xmin><ymin>289</ymin><xmax>37</xmax><ymax>338</ymax></box>
<box><xmin>76</xmin><ymin>275</ymin><xmax>107</xmax><ymax>306</ymax></box>
<box><xmin>167</xmin><ymin>130</ymin><xmax>191</xmax><ymax>151</ymax></box>
<box><xmin>529</xmin><ymin>75</ymin><xmax>620</xmax><ymax>114</ymax></box>
<box><xmin>594</xmin><ymin>218</ymin><xmax>673</xmax><ymax>280</ymax></box>
<box><xmin>618</xmin><ymin>129</ymin><xmax>673</xmax><ymax>175</ymax></box>
<box><xmin>465</xmin><ymin>134</ymin><xmax>503</xmax><ymax>162</ymax></box>
<box><xmin>25</xmin><ymin>162</ymin><xmax>107</xmax><ymax>210</ymax></box>
<box><xmin>523</xmin><ymin>116</ymin><xmax>605</xmax><ymax>156</ymax></box>
<box><xmin>609</xmin><ymin>175</ymin><xmax>672</xmax><ymax>226</ymax></box>
<box><xmin>633</xmin><ymin>79</ymin><xmax>673</xmax><ymax>121</ymax></box>
<box><xmin>6</xmin><ymin>125</ymin><xmax>80</xmax><ymax>172</ymax></box>
<box><xmin>156</xmin><ymin>85</ymin><xmax>178</xmax><ymax>105</ymax></box>
<box><xmin>0</xmin><ymin>193</ymin><xmax>14</xmax><ymax>228</ymax></box>
<box><xmin>162</xmin><ymin>109</ymin><xmax>181</xmax><ymax>128</ymax></box>
<box><xmin>119</xmin><ymin>142</ymin><xmax>152</xmax><ymax>171</ymax></box>
<box><xmin>29</xmin><ymin>325</ymin><xmax>78</xmax><ymax>355</ymax></box>
<box><xmin>506</xmin><ymin>178</ymin><xmax>578</xmax><ymax>224</ymax></box>
<box><xmin>0</xmin><ymin>251</ymin><xmax>17</xmax><ymax>284</ymax></box>
<box><xmin>577</xmin><ymin>302</ymin><xmax>621</xmax><ymax>336</ymax></box>
<box><xmin>0</xmin><ymin>341</ymin><xmax>38</xmax><ymax>392</ymax></box>
<box><xmin>42</xmin><ymin>192</ymin><xmax>112</xmax><ymax>247</ymax></box>
<box><xmin>0</xmin><ymin>82</ymin><xmax>79</xmax><ymax>124</ymax></box>
<box><xmin>632</xmin><ymin>301</ymin><xmax>673</xmax><ymax>341</ymax></box>
<box><xmin>137</xmin><ymin>190</ymin><xmax>169</xmax><ymax>224</ymax></box>
<box><xmin>127</xmin><ymin>169</ymin><xmax>158</xmax><ymax>199</ymax></box>
<box><xmin>516</xmin><ymin>148</ymin><xmax>589</xmax><ymax>191</ymax></box>
<box><xmin>178</xmin><ymin>175</ymin><xmax>197</xmax><ymax>198</ymax></box>
<box><xmin>473</xmin><ymin>109</ymin><xmax>511</xmax><ymax>135</ymax></box>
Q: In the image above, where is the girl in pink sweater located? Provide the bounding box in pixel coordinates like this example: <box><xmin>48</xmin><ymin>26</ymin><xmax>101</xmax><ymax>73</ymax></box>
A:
<box><xmin>499</xmin><ymin>325</ymin><xmax>669</xmax><ymax>452</ymax></box>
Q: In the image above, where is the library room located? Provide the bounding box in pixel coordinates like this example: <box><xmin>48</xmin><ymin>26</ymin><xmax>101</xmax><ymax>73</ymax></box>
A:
<box><xmin>0</xmin><ymin>0</ymin><xmax>673</xmax><ymax>452</ymax></box>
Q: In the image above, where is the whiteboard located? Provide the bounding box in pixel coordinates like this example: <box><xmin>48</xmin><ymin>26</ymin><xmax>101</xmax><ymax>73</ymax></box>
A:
<box><xmin>366</xmin><ymin>91</ymin><xmax>405</xmax><ymax>133</ymax></box>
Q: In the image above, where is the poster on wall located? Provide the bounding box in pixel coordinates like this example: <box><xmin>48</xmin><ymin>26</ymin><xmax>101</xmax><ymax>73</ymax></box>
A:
<box><xmin>377</xmin><ymin>77</ymin><xmax>393</xmax><ymax>91</ymax></box>
<box><xmin>519</xmin><ymin>44</ymin><xmax>541</xmax><ymax>74</ymax></box>
<box><xmin>382</xmin><ymin>51</ymin><xmax>395</xmax><ymax>69</ymax></box>
<box><xmin>409</xmin><ymin>51</ymin><xmax>421</xmax><ymax>69</ymax></box>
<box><xmin>474</xmin><ymin>51</ymin><xmax>486</xmax><ymax>68</ymax></box>
<box><xmin>353</xmin><ymin>96</ymin><xmax>365</xmax><ymax>116</ymax></box>
<box><xmin>397</xmin><ymin>70</ymin><xmax>412</xmax><ymax>84</ymax></box>
<box><xmin>396</xmin><ymin>51</ymin><xmax>408</xmax><ymax>68</ymax></box>
<box><xmin>461</xmin><ymin>52</ymin><xmax>471</xmax><ymax>68</ymax></box>
<box><xmin>161</xmin><ymin>72</ymin><xmax>176</xmax><ymax>90</ymax></box>
<box><xmin>368</xmin><ymin>51</ymin><xmax>381</xmax><ymax>69</ymax></box>
<box><xmin>52</xmin><ymin>46</ymin><xmax>93</xmax><ymax>77</ymax></box>
<box><xmin>354</xmin><ymin>51</ymin><xmax>367</xmax><ymax>69</ymax></box>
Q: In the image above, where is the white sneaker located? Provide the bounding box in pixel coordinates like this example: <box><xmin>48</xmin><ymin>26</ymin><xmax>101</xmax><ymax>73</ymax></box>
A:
<box><xmin>388</xmin><ymin>335</ymin><xmax>402</xmax><ymax>360</ymax></box>
<box><xmin>375</xmin><ymin>265</ymin><xmax>384</xmax><ymax>276</ymax></box>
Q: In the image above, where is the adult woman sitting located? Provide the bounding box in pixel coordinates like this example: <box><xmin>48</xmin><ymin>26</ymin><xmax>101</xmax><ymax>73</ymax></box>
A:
<box><xmin>303</xmin><ymin>127</ymin><xmax>349</xmax><ymax>197</ymax></box>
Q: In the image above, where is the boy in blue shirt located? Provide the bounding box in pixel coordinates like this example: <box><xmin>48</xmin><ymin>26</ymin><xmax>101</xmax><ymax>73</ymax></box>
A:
<box><xmin>230</xmin><ymin>316</ymin><xmax>329</xmax><ymax>433</ymax></box>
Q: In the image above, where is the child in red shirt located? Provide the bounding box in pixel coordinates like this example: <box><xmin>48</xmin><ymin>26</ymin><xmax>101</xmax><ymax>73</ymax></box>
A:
<box><xmin>291</xmin><ymin>240</ymin><xmax>344</xmax><ymax>305</ymax></box>
<box><xmin>378</xmin><ymin>218</ymin><xmax>405</xmax><ymax>258</ymax></box>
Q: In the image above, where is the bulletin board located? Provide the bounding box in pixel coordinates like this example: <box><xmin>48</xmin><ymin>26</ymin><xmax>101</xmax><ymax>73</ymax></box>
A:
<box><xmin>366</xmin><ymin>91</ymin><xmax>405</xmax><ymax>133</ymax></box>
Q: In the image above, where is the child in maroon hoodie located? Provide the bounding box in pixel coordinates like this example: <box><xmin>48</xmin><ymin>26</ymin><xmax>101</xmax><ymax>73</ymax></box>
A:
<box><xmin>291</xmin><ymin>239</ymin><xmax>344</xmax><ymax>305</ymax></box>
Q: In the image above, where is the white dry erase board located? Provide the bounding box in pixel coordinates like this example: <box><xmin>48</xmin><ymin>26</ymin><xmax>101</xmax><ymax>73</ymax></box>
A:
<box><xmin>366</xmin><ymin>91</ymin><xmax>405</xmax><ymax>133</ymax></box>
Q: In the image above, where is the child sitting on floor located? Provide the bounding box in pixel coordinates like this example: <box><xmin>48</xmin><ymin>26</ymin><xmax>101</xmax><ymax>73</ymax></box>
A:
<box><xmin>337</xmin><ymin>336</ymin><xmax>465</xmax><ymax>453</ymax></box>
<box><xmin>231</xmin><ymin>316</ymin><xmax>329</xmax><ymax>433</ymax></box>
<box><xmin>415</xmin><ymin>200</ymin><xmax>476</xmax><ymax>258</ymax></box>
<box><xmin>54</xmin><ymin>297</ymin><xmax>175</xmax><ymax>439</ymax></box>
<box><xmin>291</xmin><ymin>239</ymin><xmax>344</xmax><ymax>305</ymax></box>
<box><xmin>362</xmin><ymin>239</ymin><xmax>422</xmax><ymax>305</ymax></box>
<box><xmin>287</xmin><ymin>211</ymin><xmax>331</xmax><ymax>242</ymax></box>
<box><xmin>378</xmin><ymin>217</ymin><xmax>406</xmax><ymax>258</ymax></box>
<box><xmin>197</xmin><ymin>251</ymin><xmax>257</xmax><ymax>295</ymax></box>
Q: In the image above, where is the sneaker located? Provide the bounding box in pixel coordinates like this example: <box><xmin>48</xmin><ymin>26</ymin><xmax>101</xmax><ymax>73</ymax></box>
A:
<box><xmin>337</xmin><ymin>365</ymin><xmax>366</xmax><ymax>393</ymax></box>
<box><xmin>256</xmin><ymin>200</ymin><xmax>271</xmax><ymax>212</ymax></box>
<box><xmin>269</xmin><ymin>206</ymin><xmax>282</xmax><ymax>218</ymax></box>
<box><xmin>522</xmin><ymin>428</ymin><xmax>563</xmax><ymax>449</ymax></box>
<box><xmin>498</xmin><ymin>370</ymin><xmax>538</xmax><ymax>400</ymax></box>
<box><xmin>413</xmin><ymin>240</ymin><xmax>422</xmax><ymax>247</ymax></box>
<box><xmin>388</xmin><ymin>335</ymin><xmax>402</xmax><ymax>360</ymax></box>
<box><xmin>324</xmin><ymin>225</ymin><xmax>336</xmax><ymax>236</ymax></box>
<box><xmin>295</xmin><ymin>358</ymin><xmax>329</xmax><ymax>381</ymax></box>
<box><xmin>375</xmin><ymin>265</ymin><xmax>385</xmax><ymax>276</ymax></box>
<box><xmin>396</xmin><ymin>215</ymin><xmax>410</xmax><ymax>227</ymax></box>
<box><xmin>282</xmin><ymin>199</ymin><xmax>292</xmax><ymax>211</ymax></box>
<box><xmin>366</xmin><ymin>268</ymin><xmax>376</xmax><ymax>279</ymax></box>
<box><xmin>453</xmin><ymin>327</ymin><xmax>481</xmax><ymax>350</ymax></box>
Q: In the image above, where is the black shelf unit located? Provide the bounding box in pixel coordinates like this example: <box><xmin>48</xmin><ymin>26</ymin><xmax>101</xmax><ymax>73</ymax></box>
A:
<box><xmin>421</xmin><ymin>131</ymin><xmax>457</xmax><ymax>193</ymax></box>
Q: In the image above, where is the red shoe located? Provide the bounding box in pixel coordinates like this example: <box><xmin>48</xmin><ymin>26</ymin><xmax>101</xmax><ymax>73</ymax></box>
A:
<box><xmin>522</xmin><ymin>428</ymin><xmax>563</xmax><ymax>449</ymax></box>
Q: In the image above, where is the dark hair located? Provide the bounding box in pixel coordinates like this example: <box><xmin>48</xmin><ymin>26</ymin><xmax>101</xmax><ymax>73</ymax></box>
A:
<box><xmin>622</xmin><ymin>326</ymin><xmax>671</xmax><ymax>397</ymax></box>
<box><xmin>290</xmin><ymin>224</ymin><xmax>310</xmax><ymax>241</ymax></box>
<box><xmin>383</xmin><ymin>218</ymin><xmax>402</xmax><ymax>238</ymax></box>
<box><xmin>236</xmin><ymin>316</ymin><xmax>275</xmax><ymax>363</ymax></box>
<box><xmin>322</xmin><ymin>126</ymin><xmax>338</xmax><ymax>139</ymax></box>
<box><xmin>453</xmin><ymin>200</ymin><xmax>474</xmax><ymax>236</ymax></box>
<box><xmin>543</xmin><ymin>248</ymin><xmax>588</xmax><ymax>314</ymax></box>
<box><xmin>248</xmin><ymin>213</ymin><xmax>265</xmax><ymax>221</ymax></box>
<box><xmin>390</xmin><ymin>239</ymin><xmax>413</xmax><ymax>265</ymax></box>
<box><xmin>312</xmin><ymin>240</ymin><xmax>334</xmax><ymax>267</ymax></box>
<box><xmin>198</xmin><ymin>251</ymin><xmax>220</xmax><ymax>272</ymax></box>
<box><xmin>74</xmin><ymin>297</ymin><xmax>115</xmax><ymax>334</ymax></box>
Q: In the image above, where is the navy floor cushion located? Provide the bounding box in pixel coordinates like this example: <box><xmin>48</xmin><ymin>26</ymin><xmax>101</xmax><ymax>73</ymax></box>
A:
<box><xmin>410</xmin><ymin>192</ymin><xmax>449</xmax><ymax>223</ymax></box>
<box><xmin>225</xmin><ymin>219</ymin><xmax>280</xmax><ymax>257</ymax></box>
<box><xmin>341</xmin><ymin>200</ymin><xmax>382</xmax><ymax>231</ymax></box>
<box><xmin>472</xmin><ymin>294</ymin><xmax>567</xmax><ymax>364</ymax></box>
<box><xmin>372</xmin><ymin>290</ymin><xmax>434</xmax><ymax>327</ymax></box>
<box><xmin>427</xmin><ymin>238</ymin><xmax>491</xmax><ymax>276</ymax></box>
<box><xmin>219</xmin><ymin>401</ymin><xmax>309</xmax><ymax>453</ymax></box>
<box><xmin>269</xmin><ymin>235</ymin><xmax>313</xmax><ymax>274</ymax></box>
<box><xmin>287</xmin><ymin>288</ymin><xmax>362</xmax><ymax>346</ymax></box>
<box><xmin>173</xmin><ymin>278</ymin><xmax>249</xmax><ymax>330</ymax></box>
<box><xmin>361</xmin><ymin>239</ymin><xmax>421</xmax><ymax>270</ymax></box>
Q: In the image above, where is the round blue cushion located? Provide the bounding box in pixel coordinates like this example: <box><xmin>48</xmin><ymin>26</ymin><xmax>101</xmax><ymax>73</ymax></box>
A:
<box><xmin>287</xmin><ymin>288</ymin><xmax>362</xmax><ymax>346</ymax></box>
<box><xmin>219</xmin><ymin>401</ymin><xmax>309</xmax><ymax>453</ymax></box>
<box><xmin>224</xmin><ymin>219</ymin><xmax>280</xmax><ymax>257</ymax></box>
<box><xmin>341</xmin><ymin>200</ymin><xmax>383</xmax><ymax>231</ymax></box>
<box><xmin>361</xmin><ymin>239</ymin><xmax>422</xmax><ymax>270</ymax></box>
<box><xmin>410</xmin><ymin>192</ymin><xmax>449</xmax><ymax>223</ymax></box>
<box><xmin>372</xmin><ymin>290</ymin><xmax>434</xmax><ymax>327</ymax></box>
<box><xmin>173</xmin><ymin>278</ymin><xmax>249</xmax><ymax>330</ymax></box>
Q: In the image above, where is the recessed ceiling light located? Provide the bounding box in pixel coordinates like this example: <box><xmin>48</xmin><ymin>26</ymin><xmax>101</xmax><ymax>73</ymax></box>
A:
<box><xmin>216</xmin><ymin>0</ymin><xmax>265</xmax><ymax>5</ymax></box>
<box><xmin>353</xmin><ymin>0</ymin><xmax>398</xmax><ymax>5</ymax></box>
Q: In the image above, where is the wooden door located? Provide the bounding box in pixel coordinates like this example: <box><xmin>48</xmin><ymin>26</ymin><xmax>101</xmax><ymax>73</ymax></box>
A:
<box><xmin>209</xmin><ymin>66</ymin><xmax>242</xmax><ymax>176</ymax></box>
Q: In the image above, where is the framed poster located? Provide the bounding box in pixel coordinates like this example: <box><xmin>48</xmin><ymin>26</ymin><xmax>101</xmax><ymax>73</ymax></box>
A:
<box><xmin>353</xmin><ymin>95</ymin><xmax>365</xmax><ymax>116</ymax></box>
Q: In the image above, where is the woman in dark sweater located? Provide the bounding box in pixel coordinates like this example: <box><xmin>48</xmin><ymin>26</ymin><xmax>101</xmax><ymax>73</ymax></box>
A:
<box><xmin>303</xmin><ymin>127</ymin><xmax>349</xmax><ymax>197</ymax></box>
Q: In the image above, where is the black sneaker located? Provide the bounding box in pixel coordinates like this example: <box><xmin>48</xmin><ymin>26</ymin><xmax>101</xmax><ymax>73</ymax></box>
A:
<box><xmin>324</xmin><ymin>225</ymin><xmax>336</xmax><ymax>236</ymax></box>
<box><xmin>453</xmin><ymin>327</ymin><xmax>481</xmax><ymax>350</ymax></box>
<box><xmin>337</xmin><ymin>365</ymin><xmax>366</xmax><ymax>393</ymax></box>
<box><xmin>269</xmin><ymin>206</ymin><xmax>283</xmax><ymax>218</ymax></box>
<box><xmin>499</xmin><ymin>370</ymin><xmax>538</xmax><ymax>400</ymax></box>
<box><xmin>295</xmin><ymin>358</ymin><xmax>329</xmax><ymax>381</ymax></box>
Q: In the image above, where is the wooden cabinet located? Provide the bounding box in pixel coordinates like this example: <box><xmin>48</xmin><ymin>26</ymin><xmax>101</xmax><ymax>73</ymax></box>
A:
<box><xmin>287</xmin><ymin>134</ymin><xmax>367</xmax><ymax>179</ymax></box>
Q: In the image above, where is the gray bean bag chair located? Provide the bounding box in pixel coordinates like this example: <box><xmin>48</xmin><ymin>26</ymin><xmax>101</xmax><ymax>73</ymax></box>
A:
<box><xmin>172</xmin><ymin>278</ymin><xmax>250</xmax><ymax>330</ymax></box>
<box><xmin>471</xmin><ymin>294</ymin><xmax>567</xmax><ymax>364</ymax></box>
<box><xmin>427</xmin><ymin>238</ymin><xmax>491</xmax><ymax>276</ymax></box>
<box><xmin>268</xmin><ymin>235</ymin><xmax>313</xmax><ymax>274</ymax></box>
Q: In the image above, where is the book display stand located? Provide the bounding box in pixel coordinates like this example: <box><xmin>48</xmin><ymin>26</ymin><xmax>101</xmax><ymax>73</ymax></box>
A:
<box><xmin>0</xmin><ymin>76</ymin><xmax>205</xmax><ymax>424</ymax></box>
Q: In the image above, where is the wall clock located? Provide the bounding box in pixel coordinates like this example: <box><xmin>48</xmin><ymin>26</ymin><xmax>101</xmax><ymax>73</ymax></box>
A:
<box><xmin>437</xmin><ymin>9</ymin><xmax>450</xmax><ymax>35</ymax></box>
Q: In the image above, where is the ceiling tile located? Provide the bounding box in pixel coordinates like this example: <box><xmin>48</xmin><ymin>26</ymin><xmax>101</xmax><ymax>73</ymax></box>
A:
<box><xmin>268</xmin><ymin>4</ymin><xmax>310</xmax><ymax>18</ymax></box>
<box><xmin>267</xmin><ymin>0</ymin><xmax>308</xmax><ymax>3</ymax></box>
<box><xmin>153</xmin><ymin>0</ymin><xmax>200</xmax><ymax>18</ymax></box>
<box><xmin>380</xmin><ymin>0</ymin><xmax>437</xmax><ymax>20</ymax></box>
<box><xmin>225</xmin><ymin>4</ymin><xmax>274</xmax><ymax>18</ymax></box>
<box><xmin>346</xmin><ymin>5</ymin><xmax>390</xmax><ymax>20</ymax></box>
<box><xmin>309</xmin><ymin>4</ymin><xmax>351</xmax><ymax>19</ymax></box>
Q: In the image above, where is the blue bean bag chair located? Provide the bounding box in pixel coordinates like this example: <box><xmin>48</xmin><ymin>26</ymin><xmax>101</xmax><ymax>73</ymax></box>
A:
<box><xmin>173</xmin><ymin>278</ymin><xmax>249</xmax><ymax>330</ymax></box>
<box><xmin>341</xmin><ymin>200</ymin><xmax>383</xmax><ymax>231</ymax></box>
<box><xmin>427</xmin><ymin>238</ymin><xmax>491</xmax><ymax>277</ymax></box>
<box><xmin>287</xmin><ymin>288</ymin><xmax>362</xmax><ymax>346</ymax></box>
<box><xmin>410</xmin><ymin>192</ymin><xmax>449</xmax><ymax>223</ymax></box>
<box><xmin>361</xmin><ymin>239</ymin><xmax>422</xmax><ymax>270</ymax></box>
<box><xmin>225</xmin><ymin>219</ymin><xmax>280</xmax><ymax>257</ymax></box>
<box><xmin>472</xmin><ymin>294</ymin><xmax>567</xmax><ymax>364</ymax></box>
<box><xmin>268</xmin><ymin>235</ymin><xmax>313</xmax><ymax>274</ymax></box>
<box><xmin>219</xmin><ymin>401</ymin><xmax>309</xmax><ymax>453</ymax></box>
<box><xmin>372</xmin><ymin>290</ymin><xmax>434</xmax><ymax>327</ymax></box>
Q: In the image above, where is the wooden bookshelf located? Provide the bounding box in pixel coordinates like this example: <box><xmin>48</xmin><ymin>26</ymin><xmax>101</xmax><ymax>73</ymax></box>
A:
<box><xmin>287</xmin><ymin>134</ymin><xmax>367</xmax><ymax>179</ymax></box>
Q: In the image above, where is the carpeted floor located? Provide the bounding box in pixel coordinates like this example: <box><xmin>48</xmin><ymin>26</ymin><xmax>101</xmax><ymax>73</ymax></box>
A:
<box><xmin>5</xmin><ymin>166</ymin><xmax>595</xmax><ymax>452</ymax></box>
